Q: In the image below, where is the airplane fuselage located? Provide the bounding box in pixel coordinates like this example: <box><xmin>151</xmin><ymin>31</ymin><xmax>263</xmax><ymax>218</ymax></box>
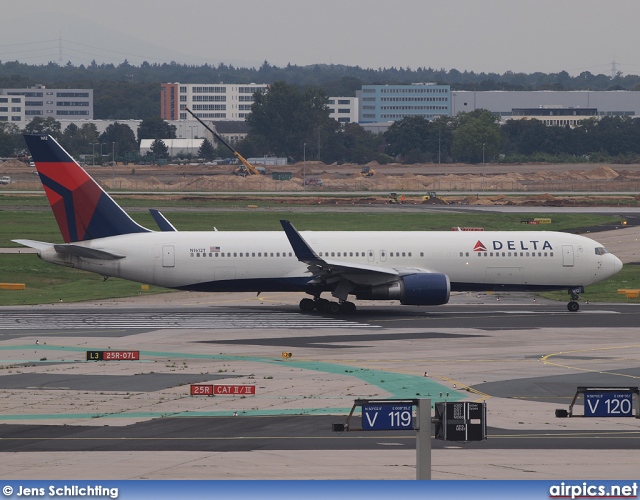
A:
<box><xmin>37</xmin><ymin>230</ymin><xmax>621</xmax><ymax>294</ymax></box>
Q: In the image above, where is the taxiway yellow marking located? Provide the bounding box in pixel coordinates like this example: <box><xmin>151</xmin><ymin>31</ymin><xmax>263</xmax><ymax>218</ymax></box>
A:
<box><xmin>438</xmin><ymin>375</ymin><xmax>491</xmax><ymax>402</ymax></box>
<box><xmin>541</xmin><ymin>344</ymin><xmax>640</xmax><ymax>379</ymax></box>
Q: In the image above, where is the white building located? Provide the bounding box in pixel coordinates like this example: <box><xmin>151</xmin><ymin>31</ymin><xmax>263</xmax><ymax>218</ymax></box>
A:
<box><xmin>450</xmin><ymin>90</ymin><xmax>640</xmax><ymax>119</ymax></box>
<box><xmin>0</xmin><ymin>95</ymin><xmax>24</xmax><ymax>124</ymax></box>
<box><xmin>327</xmin><ymin>96</ymin><xmax>359</xmax><ymax>124</ymax></box>
<box><xmin>161</xmin><ymin>83</ymin><xmax>268</xmax><ymax>121</ymax></box>
<box><xmin>1</xmin><ymin>84</ymin><xmax>93</xmax><ymax>120</ymax></box>
<box><xmin>140</xmin><ymin>138</ymin><xmax>204</xmax><ymax>157</ymax></box>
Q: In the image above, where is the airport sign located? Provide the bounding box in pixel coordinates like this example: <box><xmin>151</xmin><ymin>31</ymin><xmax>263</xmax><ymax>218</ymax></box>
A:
<box><xmin>190</xmin><ymin>385</ymin><xmax>214</xmax><ymax>396</ymax></box>
<box><xmin>435</xmin><ymin>401</ymin><xmax>487</xmax><ymax>441</ymax></box>
<box><xmin>86</xmin><ymin>350</ymin><xmax>140</xmax><ymax>361</ymax></box>
<box><xmin>584</xmin><ymin>390</ymin><xmax>633</xmax><ymax>417</ymax></box>
<box><xmin>362</xmin><ymin>404</ymin><xmax>414</xmax><ymax>431</ymax></box>
<box><xmin>214</xmin><ymin>385</ymin><xmax>256</xmax><ymax>395</ymax></box>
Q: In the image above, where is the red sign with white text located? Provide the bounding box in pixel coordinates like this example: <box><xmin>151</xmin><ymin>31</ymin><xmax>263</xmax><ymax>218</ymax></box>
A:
<box><xmin>190</xmin><ymin>384</ymin><xmax>214</xmax><ymax>396</ymax></box>
<box><xmin>214</xmin><ymin>385</ymin><xmax>256</xmax><ymax>395</ymax></box>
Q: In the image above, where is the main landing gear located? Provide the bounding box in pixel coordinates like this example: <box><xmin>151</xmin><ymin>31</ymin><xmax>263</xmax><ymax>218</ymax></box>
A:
<box><xmin>299</xmin><ymin>297</ymin><xmax>357</xmax><ymax>314</ymax></box>
<box><xmin>567</xmin><ymin>286</ymin><xmax>584</xmax><ymax>312</ymax></box>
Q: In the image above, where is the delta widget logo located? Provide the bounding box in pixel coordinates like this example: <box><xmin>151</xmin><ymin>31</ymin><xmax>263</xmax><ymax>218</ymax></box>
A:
<box><xmin>473</xmin><ymin>241</ymin><xmax>487</xmax><ymax>252</ymax></box>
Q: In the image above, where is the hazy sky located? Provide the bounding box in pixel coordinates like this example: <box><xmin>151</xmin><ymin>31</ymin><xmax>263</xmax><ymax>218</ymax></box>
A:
<box><xmin>2</xmin><ymin>0</ymin><xmax>639</xmax><ymax>76</ymax></box>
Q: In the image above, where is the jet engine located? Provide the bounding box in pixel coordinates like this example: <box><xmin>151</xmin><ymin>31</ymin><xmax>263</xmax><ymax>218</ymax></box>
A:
<box><xmin>355</xmin><ymin>273</ymin><xmax>450</xmax><ymax>306</ymax></box>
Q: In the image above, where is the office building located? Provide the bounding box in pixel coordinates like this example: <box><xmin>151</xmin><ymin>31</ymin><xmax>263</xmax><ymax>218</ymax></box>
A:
<box><xmin>0</xmin><ymin>84</ymin><xmax>93</xmax><ymax>120</ymax></box>
<box><xmin>161</xmin><ymin>83</ymin><xmax>268</xmax><ymax>121</ymax></box>
<box><xmin>357</xmin><ymin>83</ymin><xmax>451</xmax><ymax>123</ymax></box>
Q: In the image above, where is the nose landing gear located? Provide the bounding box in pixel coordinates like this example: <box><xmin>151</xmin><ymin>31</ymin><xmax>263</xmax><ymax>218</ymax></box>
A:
<box><xmin>567</xmin><ymin>286</ymin><xmax>584</xmax><ymax>312</ymax></box>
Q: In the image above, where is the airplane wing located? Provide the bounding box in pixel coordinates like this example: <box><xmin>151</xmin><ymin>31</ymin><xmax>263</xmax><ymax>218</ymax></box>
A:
<box><xmin>280</xmin><ymin>220</ymin><xmax>432</xmax><ymax>300</ymax></box>
<box><xmin>13</xmin><ymin>239</ymin><xmax>125</xmax><ymax>260</ymax></box>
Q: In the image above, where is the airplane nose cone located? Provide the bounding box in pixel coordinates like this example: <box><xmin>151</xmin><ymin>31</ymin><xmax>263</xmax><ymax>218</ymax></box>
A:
<box><xmin>613</xmin><ymin>255</ymin><xmax>623</xmax><ymax>274</ymax></box>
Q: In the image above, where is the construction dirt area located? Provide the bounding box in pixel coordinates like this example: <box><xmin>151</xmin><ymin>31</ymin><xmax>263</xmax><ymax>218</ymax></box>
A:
<box><xmin>2</xmin><ymin>159</ymin><xmax>640</xmax><ymax>207</ymax></box>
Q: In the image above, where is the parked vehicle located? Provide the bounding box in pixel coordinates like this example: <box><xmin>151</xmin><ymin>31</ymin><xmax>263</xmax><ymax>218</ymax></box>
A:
<box><xmin>0</xmin><ymin>176</ymin><xmax>10</xmax><ymax>185</ymax></box>
<box><xmin>302</xmin><ymin>177</ymin><xmax>323</xmax><ymax>187</ymax></box>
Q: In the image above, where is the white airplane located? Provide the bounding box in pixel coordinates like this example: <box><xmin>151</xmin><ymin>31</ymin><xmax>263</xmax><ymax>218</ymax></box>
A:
<box><xmin>15</xmin><ymin>134</ymin><xmax>622</xmax><ymax>313</ymax></box>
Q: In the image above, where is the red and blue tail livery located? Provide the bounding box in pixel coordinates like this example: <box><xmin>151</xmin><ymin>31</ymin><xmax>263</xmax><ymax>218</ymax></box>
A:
<box><xmin>24</xmin><ymin>134</ymin><xmax>149</xmax><ymax>242</ymax></box>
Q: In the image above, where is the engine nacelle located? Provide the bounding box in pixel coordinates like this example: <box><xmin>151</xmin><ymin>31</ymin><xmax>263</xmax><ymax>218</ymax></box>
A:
<box><xmin>355</xmin><ymin>273</ymin><xmax>450</xmax><ymax>306</ymax></box>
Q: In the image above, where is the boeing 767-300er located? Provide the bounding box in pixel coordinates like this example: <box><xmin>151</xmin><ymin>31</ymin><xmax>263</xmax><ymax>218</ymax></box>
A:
<box><xmin>15</xmin><ymin>134</ymin><xmax>622</xmax><ymax>313</ymax></box>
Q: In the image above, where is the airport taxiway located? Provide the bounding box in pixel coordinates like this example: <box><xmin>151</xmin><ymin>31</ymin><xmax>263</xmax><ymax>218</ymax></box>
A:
<box><xmin>1</xmin><ymin>289</ymin><xmax>640</xmax><ymax>480</ymax></box>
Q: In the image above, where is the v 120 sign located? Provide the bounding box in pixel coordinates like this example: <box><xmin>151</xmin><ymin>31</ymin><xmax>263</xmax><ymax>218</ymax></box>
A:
<box><xmin>584</xmin><ymin>391</ymin><xmax>633</xmax><ymax>417</ymax></box>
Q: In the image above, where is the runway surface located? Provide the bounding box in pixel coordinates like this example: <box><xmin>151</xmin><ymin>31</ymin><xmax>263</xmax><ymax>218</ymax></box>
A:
<box><xmin>1</xmin><ymin>291</ymin><xmax>640</xmax><ymax>479</ymax></box>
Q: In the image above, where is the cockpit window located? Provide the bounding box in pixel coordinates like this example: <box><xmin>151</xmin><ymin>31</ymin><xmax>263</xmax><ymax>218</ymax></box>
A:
<box><xmin>595</xmin><ymin>247</ymin><xmax>609</xmax><ymax>255</ymax></box>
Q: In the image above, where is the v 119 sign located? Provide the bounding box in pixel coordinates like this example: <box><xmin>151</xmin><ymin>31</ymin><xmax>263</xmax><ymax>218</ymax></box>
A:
<box><xmin>584</xmin><ymin>391</ymin><xmax>634</xmax><ymax>417</ymax></box>
<box><xmin>362</xmin><ymin>404</ymin><xmax>414</xmax><ymax>430</ymax></box>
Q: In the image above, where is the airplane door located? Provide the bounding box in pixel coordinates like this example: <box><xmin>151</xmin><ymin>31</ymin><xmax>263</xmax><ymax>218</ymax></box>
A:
<box><xmin>367</xmin><ymin>250</ymin><xmax>375</xmax><ymax>263</ymax></box>
<box><xmin>379</xmin><ymin>250</ymin><xmax>387</xmax><ymax>262</ymax></box>
<box><xmin>562</xmin><ymin>245</ymin><xmax>574</xmax><ymax>267</ymax></box>
<box><xmin>162</xmin><ymin>245</ymin><xmax>175</xmax><ymax>267</ymax></box>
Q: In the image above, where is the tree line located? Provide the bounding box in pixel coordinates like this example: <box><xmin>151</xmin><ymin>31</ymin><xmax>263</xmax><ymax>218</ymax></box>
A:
<box><xmin>240</xmin><ymin>82</ymin><xmax>640</xmax><ymax>165</ymax></box>
<box><xmin>0</xmin><ymin>59</ymin><xmax>638</xmax><ymax>120</ymax></box>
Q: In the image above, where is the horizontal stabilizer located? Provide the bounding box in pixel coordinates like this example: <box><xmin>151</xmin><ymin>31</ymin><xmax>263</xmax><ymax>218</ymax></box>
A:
<box><xmin>53</xmin><ymin>244</ymin><xmax>125</xmax><ymax>260</ymax></box>
<box><xmin>12</xmin><ymin>239</ymin><xmax>54</xmax><ymax>252</ymax></box>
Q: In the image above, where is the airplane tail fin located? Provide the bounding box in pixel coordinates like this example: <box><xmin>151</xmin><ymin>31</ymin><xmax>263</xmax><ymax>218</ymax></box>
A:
<box><xmin>24</xmin><ymin>134</ymin><xmax>150</xmax><ymax>242</ymax></box>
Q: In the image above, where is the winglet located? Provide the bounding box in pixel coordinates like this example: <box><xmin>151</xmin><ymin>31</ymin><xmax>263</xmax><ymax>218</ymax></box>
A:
<box><xmin>280</xmin><ymin>220</ymin><xmax>320</xmax><ymax>262</ymax></box>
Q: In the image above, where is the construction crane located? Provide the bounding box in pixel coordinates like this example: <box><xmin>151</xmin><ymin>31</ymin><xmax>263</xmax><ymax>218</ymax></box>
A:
<box><xmin>184</xmin><ymin>107</ymin><xmax>262</xmax><ymax>176</ymax></box>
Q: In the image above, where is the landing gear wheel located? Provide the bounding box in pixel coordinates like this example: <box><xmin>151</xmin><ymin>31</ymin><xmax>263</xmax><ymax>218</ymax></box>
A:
<box><xmin>314</xmin><ymin>298</ymin><xmax>329</xmax><ymax>311</ymax></box>
<box><xmin>299</xmin><ymin>298</ymin><xmax>315</xmax><ymax>312</ymax></box>
<box><xmin>567</xmin><ymin>301</ymin><xmax>580</xmax><ymax>312</ymax></box>
<box><xmin>340</xmin><ymin>301</ymin><xmax>357</xmax><ymax>314</ymax></box>
<box><xmin>326</xmin><ymin>302</ymin><xmax>341</xmax><ymax>314</ymax></box>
